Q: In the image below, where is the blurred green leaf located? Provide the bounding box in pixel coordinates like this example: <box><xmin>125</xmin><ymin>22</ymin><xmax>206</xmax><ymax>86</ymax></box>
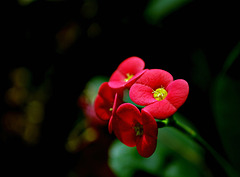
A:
<box><xmin>163</xmin><ymin>158</ymin><xmax>201</xmax><ymax>177</ymax></box>
<box><xmin>144</xmin><ymin>0</ymin><xmax>191</xmax><ymax>24</ymax></box>
<box><xmin>212</xmin><ymin>75</ymin><xmax>240</xmax><ymax>170</ymax></box>
<box><xmin>108</xmin><ymin>139</ymin><xmax>165</xmax><ymax>177</ymax></box>
<box><xmin>222</xmin><ymin>42</ymin><xmax>240</xmax><ymax>75</ymax></box>
<box><xmin>211</xmin><ymin>42</ymin><xmax>240</xmax><ymax>171</ymax></box>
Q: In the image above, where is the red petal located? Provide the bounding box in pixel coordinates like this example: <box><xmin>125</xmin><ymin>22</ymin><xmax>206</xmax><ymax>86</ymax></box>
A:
<box><xmin>125</xmin><ymin>69</ymin><xmax>147</xmax><ymax>88</ymax></box>
<box><xmin>136</xmin><ymin>69</ymin><xmax>173</xmax><ymax>89</ymax></box>
<box><xmin>98</xmin><ymin>82</ymin><xmax>115</xmax><ymax>103</ymax></box>
<box><xmin>141</xmin><ymin>110</ymin><xmax>158</xmax><ymax>138</ymax></box>
<box><xmin>108</xmin><ymin>81</ymin><xmax>126</xmax><ymax>90</ymax></box>
<box><xmin>116</xmin><ymin>103</ymin><xmax>141</xmax><ymax>124</ymax></box>
<box><xmin>108</xmin><ymin>93</ymin><xmax>123</xmax><ymax>133</ymax></box>
<box><xmin>109</xmin><ymin>70</ymin><xmax>125</xmax><ymax>82</ymax></box>
<box><xmin>136</xmin><ymin>109</ymin><xmax>158</xmax><ymax>157</ymax></box>
<box><xmin>136</xmin><ymin>110</ymin><xmax>158</xmax><ymax>157</ymax></box>
<box><xmin>117</xmin><ymin>56</ymin><xmax>145</xmax><ymax>76</ymax></box>
<box><xmin>113</xmin><ymin>118</ymin><xmax>136</xmax><ymax>147</ymax></box>
<box><xmin>108</xmin><ymin>69</ymin><xmax>147</xmax><ymax>90</ymax></box>
<box><xmin>143</xmin><ymin>99</ymin><xmax>177</xmax><ymax>119</ymax></box>
<box><xmin>166</xmin><ymin>79</ymin><xmax>189</xmax><ymax>109</ymax></box>
<box><xmin>129</xmin><ymin>83</ymin><xmax>157</xmax><ymax>106</ymax></box>
<box><xmin>136</xmin><ymin>134</ymin><xmax>157</xmax><ymax>158</ymax></box>
<box><xmin>94</xmin><ymin>95</ymin><xmax>112</xmax><ymax>120</ymax></box>
<box><xmin>113</xmin><ymin>103</ymin><xmax>141</xmax><ymax>147</ymax></box>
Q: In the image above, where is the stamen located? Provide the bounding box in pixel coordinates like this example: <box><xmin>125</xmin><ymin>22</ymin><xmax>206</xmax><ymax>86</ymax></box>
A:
<box><xmin>124</xmin><ymin>73</ymin><xmax>134</xmax><ymax>82</ymax></box>
<box><xmin>152</xmin><ymin>88</ymin><xmax>168</xmax><ymax>101</ymax></box>
<box><xmin>134</xmin><ymin>123</ymin><xmax>143</xmax><ymax>136</ymax></box>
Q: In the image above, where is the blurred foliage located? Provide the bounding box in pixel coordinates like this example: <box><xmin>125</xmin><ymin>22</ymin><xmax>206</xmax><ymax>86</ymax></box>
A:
<box><xmin>211</xmin><ymin>42</ymin><xmax>240</xmax><ymax>170</ymax></box>
<box><xmin>144</xmin><ymin>0</ymin><xmax>191</xmax><ymax>24</ymax></box>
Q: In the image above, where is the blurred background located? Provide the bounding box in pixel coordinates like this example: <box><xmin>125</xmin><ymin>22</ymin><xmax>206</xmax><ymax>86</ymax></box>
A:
<box><xmin>1</xmin><ymin>0</ymin><xmax>240</xmax><ymax>176</ymax></box>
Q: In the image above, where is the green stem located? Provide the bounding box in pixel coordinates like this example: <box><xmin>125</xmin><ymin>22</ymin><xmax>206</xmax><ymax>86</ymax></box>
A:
<box><xmin>165</xmin><ymin>117</ymin><xmax>239</xmax><ymax>177</ymax></box>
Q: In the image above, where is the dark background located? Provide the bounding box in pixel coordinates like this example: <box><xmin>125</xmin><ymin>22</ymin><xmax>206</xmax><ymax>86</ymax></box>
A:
<box><xmin>1</xmin><ymin>0</ymin><xmax>240</xmax><ymax>176</ymax></box>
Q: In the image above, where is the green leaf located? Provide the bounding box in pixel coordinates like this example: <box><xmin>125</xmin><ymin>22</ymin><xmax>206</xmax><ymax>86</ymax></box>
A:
<box><xmin>144</xmin><ymin>0</ymin><xmax>191</xmax><ymax>24</ymax></box>
<box><xmin>212</xmin><ymin>75</ymin><xmax>240</xmax><ymax>170</ymax></box>
<box><xmin>163</xmin><ymin>158</ymin><xmax>202</xmax><ymax>177</ymax></box>
<box><xmin>222</xmin><ymin>42</ymin><xmax>240</xmax><ymax>75</ymax></box>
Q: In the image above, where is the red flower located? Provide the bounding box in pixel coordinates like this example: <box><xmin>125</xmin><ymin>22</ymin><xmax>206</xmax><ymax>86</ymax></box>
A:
<box><xmin>112</xmin><ymin>103</ymin><xmax>158</xmax><ymax>158</ymax></box>
<box><xmin>129</xmin><ymin>69</ymin><xmax>189</xmax><ymax>119</ymax></box>
<box><xmin>94</xmin><ymin>82</ymin><xmax>122</xmax><ymax>131</ymax></box>
<box><xmin>94</xmin><ymin>82</ymin><xmax>117</xmax><ymax>120</ymax></box>
<box><xmin>108</xmin><ymin>56</ymin><xmax>147</xmax><ymax>90</ymax></box>
<box><xmin>108</xmin><ymin>93</ymin><xmax>122</xmax><ymax>133</ymax></box>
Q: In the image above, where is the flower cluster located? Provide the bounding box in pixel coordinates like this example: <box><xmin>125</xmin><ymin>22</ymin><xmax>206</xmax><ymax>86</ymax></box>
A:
<box><xmin>94</xmin><ymin>56</ymin><xmax>189</xmax><ymax>157</ymax></box>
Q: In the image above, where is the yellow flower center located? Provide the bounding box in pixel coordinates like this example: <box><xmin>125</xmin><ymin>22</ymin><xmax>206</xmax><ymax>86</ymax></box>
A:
<box><xmin>152</xmin><ymin>88</ymin><xmax>168</xmax><ymax>101</ymax></box>
<box><xmin>124</xmin><ymin>73</ymin><xmax>134</xmax><ymax>82</ymax></box>
<box><xmin>134</xmin><ymin>123</ymin><xmax>143</xmax><ymax>136</ymax></box>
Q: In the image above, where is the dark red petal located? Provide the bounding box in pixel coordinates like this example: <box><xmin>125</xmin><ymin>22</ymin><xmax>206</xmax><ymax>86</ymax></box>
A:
<box><xmin>116</xmin><ymin>103</ymin><xmax>141</xmax><ymax>124</ymax></box>
<box><xmin>98</xmin><ymin>82</ymin><xmax>115</xmax><ymax>103</ymax></box>
<box><xmin>166</xmin><ymin>79</ymin><xmax>189</xmax><ymax>109</ymax></box>
<box><xmin>129</xmin><ymin>83</ymin><xmax>157</xmax><ymax>106</ymax></box>
<box><xmin>136</xmin><ymin>110</ymin><xmax>158</xmax><ymax>157</ymax></box>
<box><xmin>94</xmin><ymin>95</ymin><xmax>112</xmax><ymax>120</ymax></box>
<box><xmin>117</xmin><ymin>56</ymin><xmax>145</xmax><ymax>76</ymax></box>
<box><xmin>143</xmin><ymin>99</ymin><xmax>177</xmax><ymax>119</ymax></box>
<box><xmin>136</xmin><ymin>109</ymin><xmax>158</xmax><ymax>157</ymax></box>
<box><xmin>113</xmin><ymin>117</ymin><xmax>136</xmax><ymax>147</ymax></box>
<box><xmin>141</xmin><ymin>110</ymin><xmax>158</xmax><ymax>138</ymax></box>
<box><xmin>136</xmin><ymin>134</ymin><xmax>157</xmax><ymax>158</ymax></box>
<box><xmin>136</xmin><ymin>69</ymin><xmax>173</xmax><ymax>89</ymax></box>
<box><xmin>113</xmin><ymin>103</ymin><xmax>141</xmax><ymax>147</ymax></box>
<box><xmin>108</xmin><ymin>93</ymin><xmax>123</xmax><ymax>133</ymax></box>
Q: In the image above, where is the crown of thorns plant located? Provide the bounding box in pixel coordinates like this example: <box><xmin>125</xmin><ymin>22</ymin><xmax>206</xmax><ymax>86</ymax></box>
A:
<box><xmin>94</xmin><ymin>56</ymin><xmax>189</xmax><ymax>157</ymax></box>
